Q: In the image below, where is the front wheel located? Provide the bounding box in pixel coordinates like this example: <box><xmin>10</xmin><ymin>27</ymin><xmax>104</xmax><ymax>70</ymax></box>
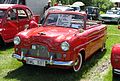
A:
<box><xmin>73</xmin><ymin>53</ymin><xmax>83</xmax><ymax>72</ymax></box>
<box><xmin>100</xmin><ymin>43</ymin><xmax>106</xmax><ymax>52</ymax></box>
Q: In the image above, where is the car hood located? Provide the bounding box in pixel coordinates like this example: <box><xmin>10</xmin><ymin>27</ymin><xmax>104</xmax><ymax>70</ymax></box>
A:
<box><xmin>100</xmin><ymin>14</ymin><xmax>120</xmax><ymax>18</ymax></box>
<box><xmin>19</xmin><ymin>26</ymin><xmax>79</xmax><ymax>44</ymax></box>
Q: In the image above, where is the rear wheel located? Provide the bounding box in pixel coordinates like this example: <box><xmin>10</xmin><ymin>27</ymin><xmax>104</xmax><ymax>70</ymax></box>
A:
<box><xmin>73</xmin><ymin>53</ymin><xmax>83</xmax><ymax>72</ymax></box>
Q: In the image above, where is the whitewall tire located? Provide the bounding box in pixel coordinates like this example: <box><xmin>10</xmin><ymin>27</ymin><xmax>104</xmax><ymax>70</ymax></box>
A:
<box><xmin>73</xmin><ymin>53</ymin><xmax>83</xmax><ymax>72</ymax></box>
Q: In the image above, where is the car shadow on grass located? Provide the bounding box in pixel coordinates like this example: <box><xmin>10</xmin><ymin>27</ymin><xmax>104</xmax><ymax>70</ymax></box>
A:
<box><xmin>112</xmin><ymin>74</ymin><xmax>120</xmax><ymax>81</ymax></box>
<box><xmin>4</xmin><ymin>50</ymin><xmax>107</xmax><ymax>81</ymax></box>
<box><xmin>0</xmin><ymin>42</ymin><xmax>14</xmax><ymax>51</ymax></box>
<box><xmin>103</xmin><ymin>22</ymin><xmax>118</xmax><ymax>25</ymax></box>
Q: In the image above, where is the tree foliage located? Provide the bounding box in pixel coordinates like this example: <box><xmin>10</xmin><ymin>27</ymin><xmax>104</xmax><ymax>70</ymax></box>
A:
<box><xmin>52</xmin><ymin>0</ymin><xmax>113</xmax><ymax>13</ymax></box>
<box><xmin>92</xmin><ymin>0</ymin><xmax>113</xmax><ymax>13</ymax></box>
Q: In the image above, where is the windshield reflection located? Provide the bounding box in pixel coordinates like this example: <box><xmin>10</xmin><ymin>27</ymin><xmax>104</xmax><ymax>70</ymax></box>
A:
<box><xmin>45</xmin><ymin>13</ymin><xmax>84</xmax><ymax>29</ymax></box>
<box><xmin>0</xmin><ymin>10</ymin><xmax>5</xmax><ymax>18</ymax></box>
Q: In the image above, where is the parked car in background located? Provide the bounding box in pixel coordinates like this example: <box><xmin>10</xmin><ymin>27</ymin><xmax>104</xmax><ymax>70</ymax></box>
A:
<box><xmin>40</xmin><ymin>6</ymin><xmax>74</xmax><ymax>24</ymax></box>
<box><xmin>86</xmin><ymin>6</ymin><xmax>99</xmax><ymax>20</ymax></box>
<box><xmin>0</xmin><ymin>4</ymin><xmax>38</xmax><ymax>46</ymax></box>
<box><xmin>3</xmin><ymin>0</ymin><xmax>49</xmax><ymax>17</ymax></box>
<box><xmin>99</xmin><ymin>10</ymin><xmax>120</xmax><ymax>24</ymax></box>
<box><xmin>111</xmin><ymin>7</ymin><xmax>120</xmax><ymax>11</ymax></box>
<box><xmin>69</xmin><ymin>5</ymin><xmax>81</xmax><ymax>12</ymax></box>
<box><xmin>12</xmin><ymin>11</ymin><xmax>107</xmax><ymax>72</ymax></box>
<box><xmin>44</xmin><ymin>6</ymin><xmax>74</xmax><ymax>16</ymax></box>
<box><xmin>111</xmin><ymin>43</ymin><xmax>120</xmax><ymax>75</ymax></box>
<box><xmin>111</xmin><ymin>26</ymin><xmax>120</xmax><ymax>75</ymax></box>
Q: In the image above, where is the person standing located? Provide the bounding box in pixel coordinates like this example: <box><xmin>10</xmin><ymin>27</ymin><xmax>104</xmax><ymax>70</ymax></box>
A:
<box><xmin>44</xmin><ymin>0</ymin><xmax>51</xmax><ymax>13</ymax></box>
<box><xmin>58</xmin><ymin>1</ymin><xmax>62</xmax><ymax>6</ymax></box>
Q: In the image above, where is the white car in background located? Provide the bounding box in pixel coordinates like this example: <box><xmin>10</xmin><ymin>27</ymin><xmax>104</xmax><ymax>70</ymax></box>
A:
<box><xmin>68</xmin><ymin>5</ymin><xmax>81</xmax><ymax>12</ymax></box>
<box><xmin>40</xmin><ymin>6</ymin><xmax>74</xmax><ymax>24</ymax></box>
<box><xmin>45</xmin><ymin>6</ymin><xmax>74</xmax><ymax>16</ymax></box>
<box><xmin>99</xmin><ymin>10</ymin><xmax>120</xmax><ymax>23</ymax></box>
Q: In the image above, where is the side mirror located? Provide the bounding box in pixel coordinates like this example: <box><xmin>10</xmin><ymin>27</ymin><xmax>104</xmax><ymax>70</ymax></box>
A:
<box><xmin>33</xmin><ymin>15</ymin><xmax>40</xmax><ymax>23</ymax></box>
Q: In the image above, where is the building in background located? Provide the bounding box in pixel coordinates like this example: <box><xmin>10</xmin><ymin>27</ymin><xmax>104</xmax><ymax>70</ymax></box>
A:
<box><xmin>3</xmin><ymin>0</ymin><xmax>48</xmax><ymax>16</ymax></box>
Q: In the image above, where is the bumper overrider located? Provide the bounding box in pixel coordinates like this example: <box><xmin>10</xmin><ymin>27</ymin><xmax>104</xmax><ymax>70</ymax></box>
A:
<box><xmin>113</xmin><ymin>69</ymin><xmax>120</xmax><ymax>75</ymax></box>
<box><xmin>12</xmin><ymin>54</ymin><xmax>74</xmax><ymax>66</ymax></box>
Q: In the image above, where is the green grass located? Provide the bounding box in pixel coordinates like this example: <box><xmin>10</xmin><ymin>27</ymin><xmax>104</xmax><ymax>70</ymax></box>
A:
<box><xmin>0</xmin><ymin>24</ymin><xmax>120</xmax><ymax>81</ymax></box>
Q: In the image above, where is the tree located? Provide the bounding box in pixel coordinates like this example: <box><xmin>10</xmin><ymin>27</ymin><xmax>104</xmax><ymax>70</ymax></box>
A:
<box><xmin>92</xmin><ymin>0</ymin><xmax>113</xmax><ymax>13</ymax></box>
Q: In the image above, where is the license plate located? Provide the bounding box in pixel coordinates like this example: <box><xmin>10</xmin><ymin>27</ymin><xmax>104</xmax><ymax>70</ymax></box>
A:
<box><xmin>26</xmin><ymin>58</ymin><xmax>46</xmax><ymax>66</ymax></box>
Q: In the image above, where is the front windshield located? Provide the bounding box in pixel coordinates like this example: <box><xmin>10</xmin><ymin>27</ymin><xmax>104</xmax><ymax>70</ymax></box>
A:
<box><xmin>87</xmin><ymin>8</ymin><xmax>93</xmax><ymax>14</ymax></box>
<box><xmin>4</xmin><ymin>0</ymin><xmax>17</xmax><ymax>4</ymax></box>
<box><xmin>45</xmin><ymin>13</ymin><xmax>84</xmax><ymax>29</ymax></box>
<box><xmin>0</xmin><ymin>10</ymin><xmax>5</xmax><ymax>18</ymax></box>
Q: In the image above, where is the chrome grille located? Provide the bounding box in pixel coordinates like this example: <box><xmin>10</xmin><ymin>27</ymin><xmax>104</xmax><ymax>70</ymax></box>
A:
<box><xmin>28</xmin><ymin>45</ymin><xmax>49</xmax><ymax>58</ymax></box>
<box><xmin>102</xmin><ymin>17</ymin><xmax>112</xmax><ymax>20</ymax></box>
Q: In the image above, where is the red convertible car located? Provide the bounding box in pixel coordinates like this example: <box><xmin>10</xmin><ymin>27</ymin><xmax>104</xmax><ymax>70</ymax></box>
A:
<box><xmin>0</xmin><ymin>4</ymin><xmax>38</xmax><ymax>46</ymax></box>
<box><xmin>12</xmin><ymin>11</ymin><xmax>107</xmax><ymax>72</ymax></box>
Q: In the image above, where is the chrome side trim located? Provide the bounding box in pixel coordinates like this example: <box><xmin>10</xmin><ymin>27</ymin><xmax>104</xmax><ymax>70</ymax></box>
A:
<box><xmin>114</xmin><ymin>69</ymin><xmax>120</xmax><ymax>75</ymax></box>
<box><xmin>12</xmin><ymin>54</ymin><xmax>74</xmax><ymax>66</ymax></box>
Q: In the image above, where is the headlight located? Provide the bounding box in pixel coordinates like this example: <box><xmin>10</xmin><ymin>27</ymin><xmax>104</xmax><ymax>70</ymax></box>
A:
<box><xmin>61</xmin><ymin>41</ymin><xmax>70</xmax><ymax>51</ymax></box>
<box><xmin>14</xmin><ymin>36</ymin><xmax>21</xmax><ymax>45</ymax></box>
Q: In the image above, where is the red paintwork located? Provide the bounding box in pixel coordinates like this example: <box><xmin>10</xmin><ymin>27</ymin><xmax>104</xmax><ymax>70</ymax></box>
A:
<box><xmin>14</xmin><ymin>11</ymin><xmax>107</xmax><ymax>68</ymax></box>
<box><xmin>111</xmin><ymin>44</ymin><xmax>120</xmax><ymax>69</ymax></box>
<box><xmin>0</xmin><ymin>4</ymin><xmax>38</xmax><ymax>43</ymax></box>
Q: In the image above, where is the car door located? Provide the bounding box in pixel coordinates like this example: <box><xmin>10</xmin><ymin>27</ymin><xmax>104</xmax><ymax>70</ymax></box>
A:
<box><xmin>2</xmin><ymin>8</ymin><xmax>18</xmax><ymax>41</ymax></box>
<box><xmin>17</xmin><ymin>8</ymin><xmax>30</xmax><ymax>31</ymax></box>
<box><xmin>85</xmin><ymin>25</ymin><xmax>106</xmax><ymax>57</ymax></box>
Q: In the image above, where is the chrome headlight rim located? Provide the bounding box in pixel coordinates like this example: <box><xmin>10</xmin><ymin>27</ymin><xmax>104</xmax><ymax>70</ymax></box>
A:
<box><xmin>14</xmin><ymin>36</ymin><xmax>21</xmax><ymax>45</ymax></box>
<box><xmin>61</xmin><ymin>41</ymin><xmax>70</xmax><ymax>51</ymax></box>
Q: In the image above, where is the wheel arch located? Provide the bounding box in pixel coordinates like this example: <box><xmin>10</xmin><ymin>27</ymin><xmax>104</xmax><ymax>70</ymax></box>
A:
<box><xmin>79</xmin><ymin>49</ymin><xmax>85</xmax><ymax>62</ymax></box>
<box><xmin>0</xmin><ymin>35</ymin><xmax>5</xmax><ymax>46</ymax></box>
<box><xmin>0</xmin><ymin>35</ymin><xmax>3</xmax><ymax>41</ymax></box>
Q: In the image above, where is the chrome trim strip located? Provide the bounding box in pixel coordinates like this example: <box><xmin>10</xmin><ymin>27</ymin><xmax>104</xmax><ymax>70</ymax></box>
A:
<box><xmin>114</xmin><ymin>69</ymin><xmax>120</xmax><ymax>75</ymax></box>
<box><xmin>12</xmin><ymin>54</ymin><xmax>74</xmax><ymax>66</ymax></box>
<box><xmin>74</xmin><ymin>33</ymin><xmax>105</xmax><ymax>50</ymax></box>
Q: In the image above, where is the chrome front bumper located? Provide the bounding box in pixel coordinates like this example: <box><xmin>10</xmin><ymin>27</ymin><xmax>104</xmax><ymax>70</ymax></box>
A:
<box><xmin>113</xmin><ymin>69</ymin><xmax>120</xmax><ymax>75</ymax></box>
<box><xmin>12</xmin><ymin>54</ymin><xmax>74</xmax><ymax>66</ymax></box>
<box><xmin>101</xmin><ymin>19</ymin><xmax>118</xmax><ymax>22</ymax></box>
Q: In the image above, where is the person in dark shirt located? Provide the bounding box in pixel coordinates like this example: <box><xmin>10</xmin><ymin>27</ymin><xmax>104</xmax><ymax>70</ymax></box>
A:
<box><xmin>41</xmin><ymin>0</ymin><xmax>51</xmax><ymax>24</ymax></box>
<box><xmin>44</xmin><ymin>0</ymin><xmax>51</xmax><ymax>13</ymax></box>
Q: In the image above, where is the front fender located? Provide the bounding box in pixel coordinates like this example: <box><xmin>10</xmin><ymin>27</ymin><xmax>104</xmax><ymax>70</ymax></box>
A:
<box><xmin>112</xmin><ymin>44</ymin><xmax>120</xmax><ymax>55</ymax></box>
